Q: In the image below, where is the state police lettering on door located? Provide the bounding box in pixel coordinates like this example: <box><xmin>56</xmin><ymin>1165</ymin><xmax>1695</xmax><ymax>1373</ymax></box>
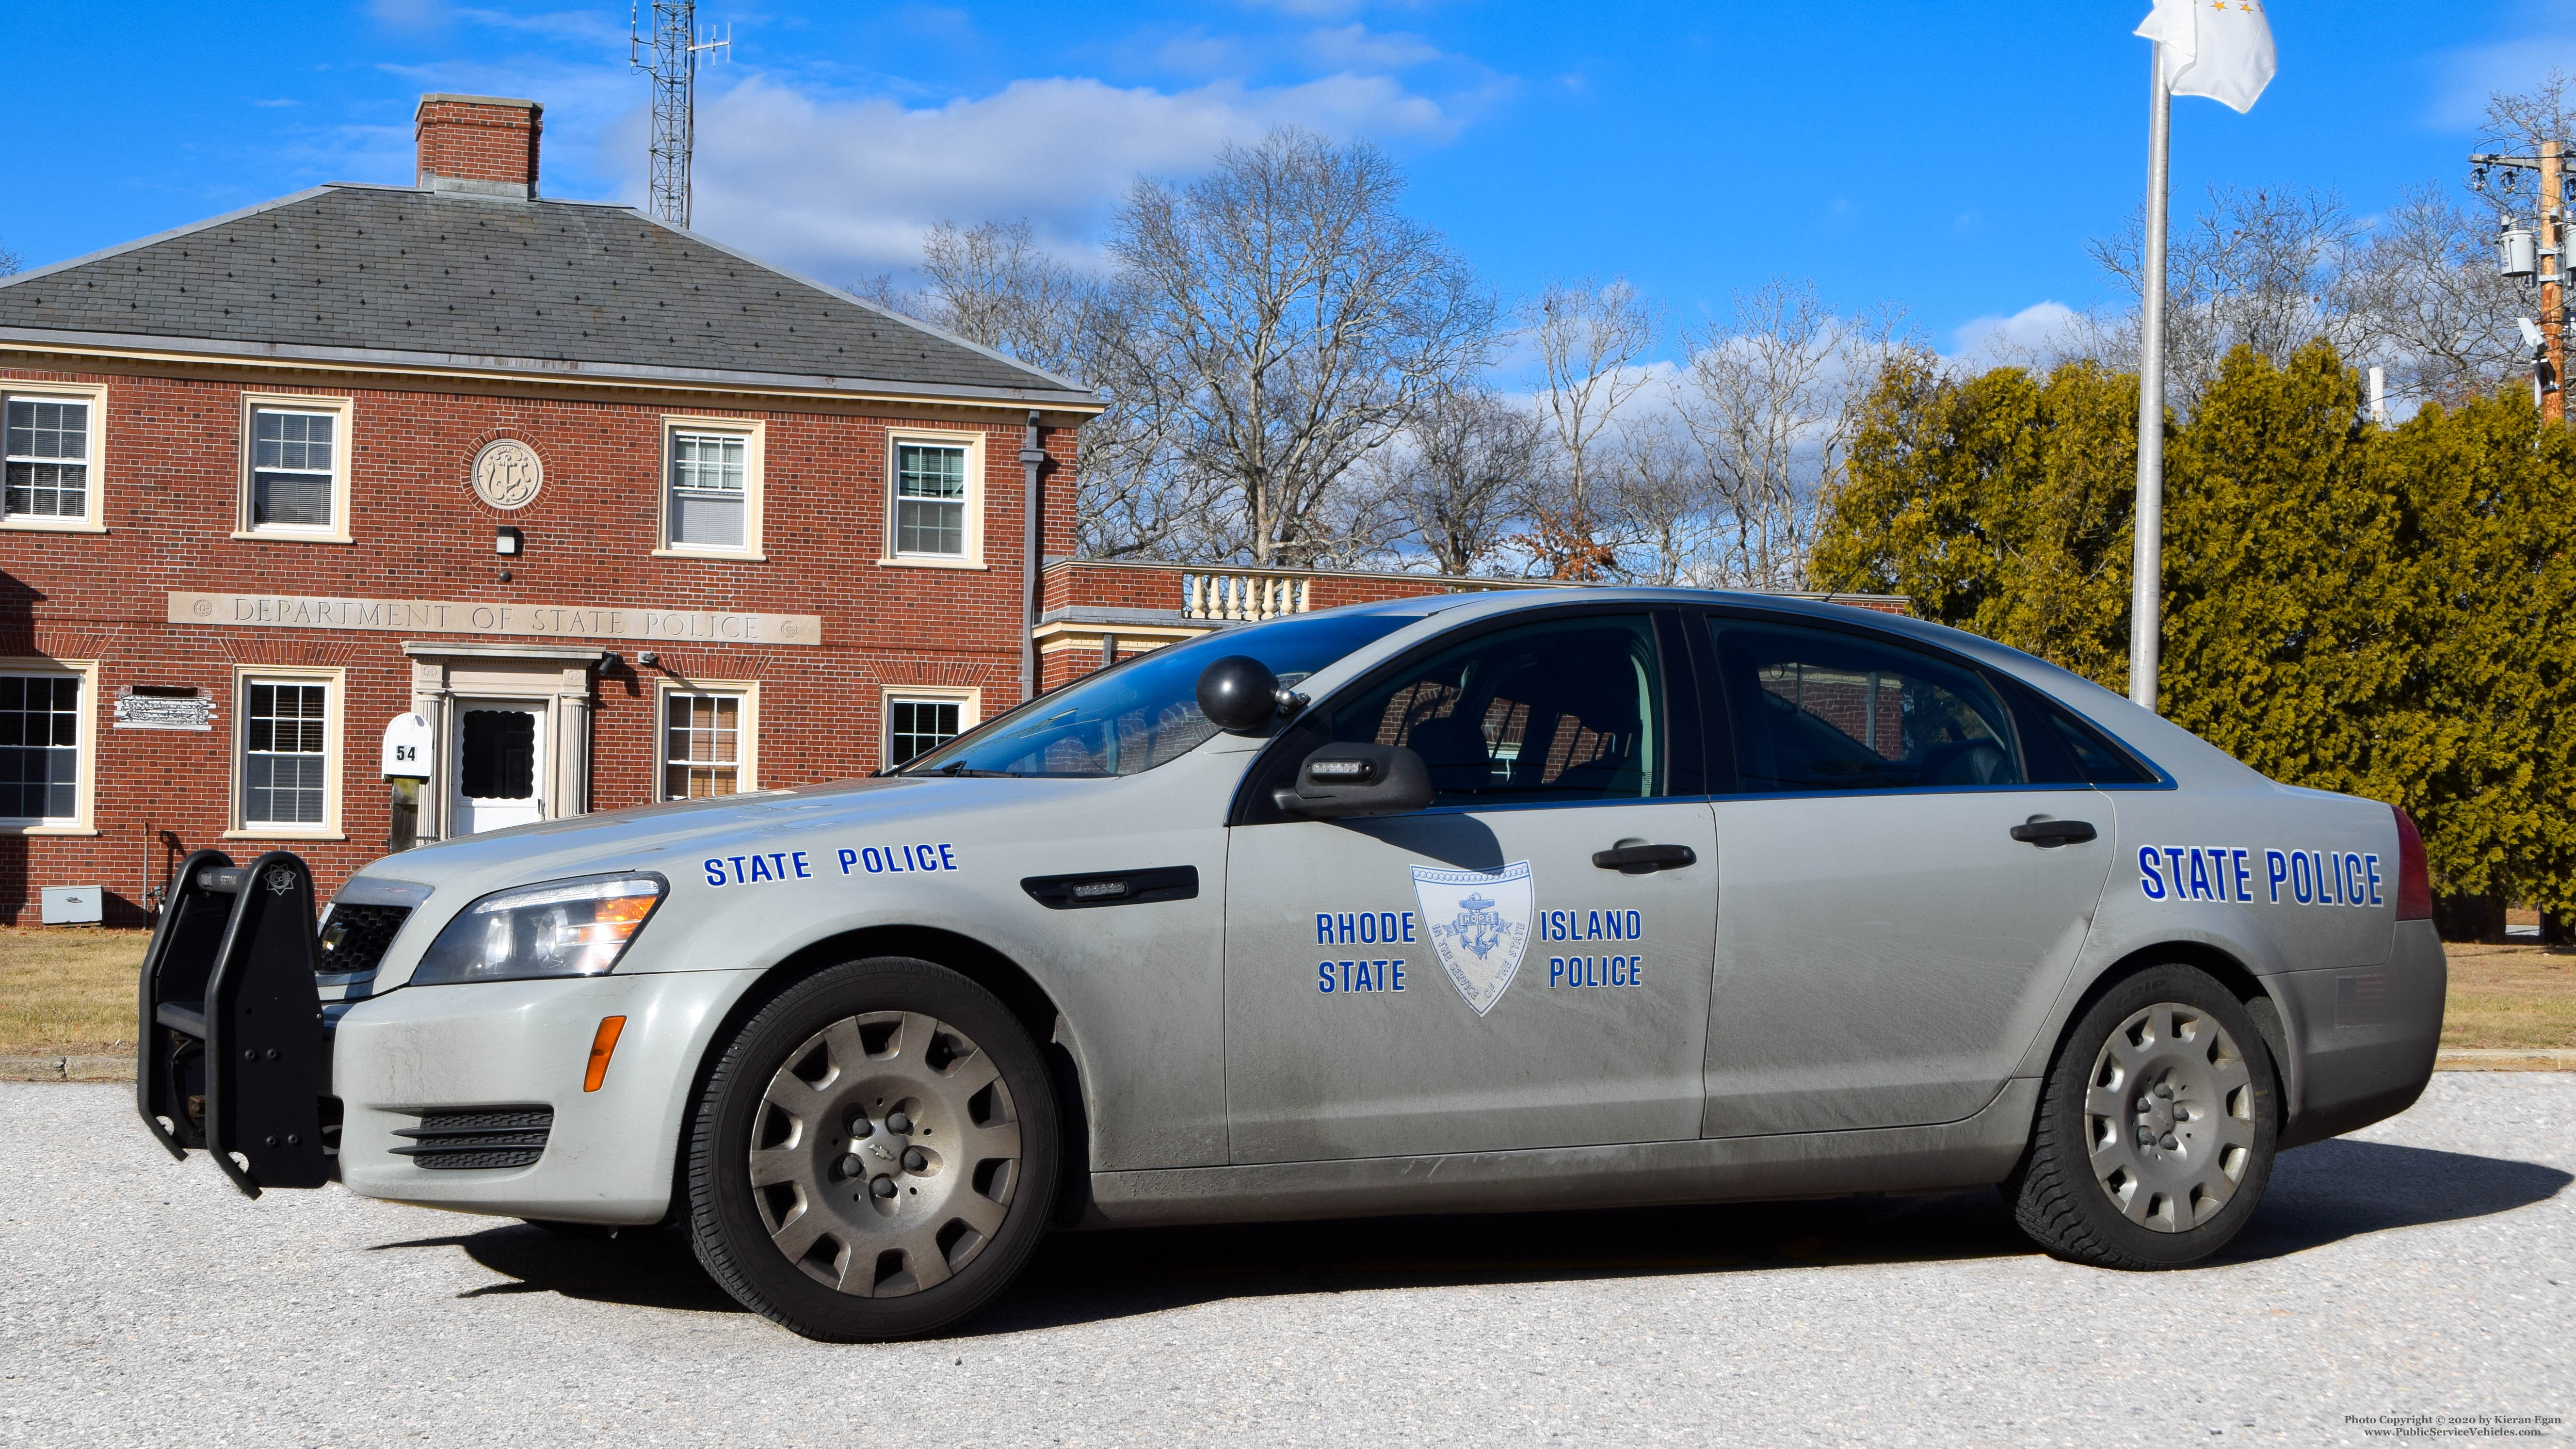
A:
<box><xmin>2136</xmin><ymin>844</ymin><xmax>2383</xmax><ymax>907</ymax></box>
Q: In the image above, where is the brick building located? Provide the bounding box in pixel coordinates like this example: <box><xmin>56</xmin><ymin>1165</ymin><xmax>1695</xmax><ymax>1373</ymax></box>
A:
<box><xmin>0</xmin><ymin>94</ymin><xmax>1097</xmax><ymax>923</ymax></box>
<box><xmin>0</xmin><ymin>90</ymin><xmax>1911</xmax><ymax>926</ymax></box>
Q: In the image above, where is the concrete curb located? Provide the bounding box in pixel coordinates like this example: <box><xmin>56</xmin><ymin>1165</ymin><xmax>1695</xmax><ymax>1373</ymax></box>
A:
<box><xmin>2435</xmin><ymin>1047</ymin><xmax>2576</xmax><ymax>1071</ymax></box>
<box><xmin>0</xmin><ymin>1055</ymin><xmax>133</xmax><ymax>1082</ymax></box>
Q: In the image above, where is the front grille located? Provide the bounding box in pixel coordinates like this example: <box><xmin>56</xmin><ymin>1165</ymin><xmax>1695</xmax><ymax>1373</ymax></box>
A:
<box><xmin>391</xmin><ymin>1107</ymin><xmax>553</xmax><ymax>1170</ymax></box>
<box><xmin>318</xmin><ymin>903</ymin><xmax>412</xmax><ymax>978</ymax></box>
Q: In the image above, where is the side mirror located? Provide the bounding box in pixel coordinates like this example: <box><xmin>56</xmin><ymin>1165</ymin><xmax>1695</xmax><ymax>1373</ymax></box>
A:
<box><xmin>1273</xmin><ymin>742</ymin><xmax>1433</xmax><ymax>819</ymax></box>
<box><xmin>1196</xmin><ymin>655</ymin><xmax>1281</xmax><ymax>734</ymax></box>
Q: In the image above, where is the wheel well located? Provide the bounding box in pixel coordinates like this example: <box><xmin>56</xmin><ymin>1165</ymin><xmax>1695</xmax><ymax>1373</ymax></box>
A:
<box><xmin>662</xmin><ymin>925</ymin><xmax>1086</xmax><ymax>1228</ymax></box>
<box><xmin>2063</xmin><ymin>940</ymin><xmax>2291</xmax><ymax>1125</ymax></box>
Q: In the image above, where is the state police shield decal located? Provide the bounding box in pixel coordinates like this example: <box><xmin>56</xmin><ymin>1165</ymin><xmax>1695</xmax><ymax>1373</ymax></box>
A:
<box><xmin>1411</xmin><ymin>861</ymin><xmax>1534</xmax><ymax>1016</ymax></box>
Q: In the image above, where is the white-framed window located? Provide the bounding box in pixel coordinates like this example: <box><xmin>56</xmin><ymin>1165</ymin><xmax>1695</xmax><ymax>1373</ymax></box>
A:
<box><xmin>0</xmin><ymin>660</ymin><xmax>97</xmax><ymax>833</ymax></box>
<box><xmin>658</xmin><ymin>681</ymin><xmax>759</xmax><ymax>800</ymax></box>
<box><xmin>882</xmin><ymin>686</ymin><xmax>980</xmax><ymax>769</ymax></box>
<box><xmin>2</xmin><ymin>385</ymin><xmax>108</xmax><ymax>533</ymax></box>
<box><xmin>881</xmin><ymin>428</ymin><xmax>984</xmax><ymax>568</ymax></box>
<box><xmin>231</xmin><ymin>668</ymin><xmax>343</xmax><ymax>837</ymax></box>
<box><xmin>658</xmin><ymin>417</ymin><xmax>765</xmax><ymax>559</ymax></box>
<box><xmin>237</xmin><ymin>393</ymin><xmax>353</xmax><ymax>542</ymax></box>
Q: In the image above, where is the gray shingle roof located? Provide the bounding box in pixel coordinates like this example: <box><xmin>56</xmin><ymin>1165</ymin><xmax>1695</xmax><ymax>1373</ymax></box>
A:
<box><xmin>0</xmin><ymin>184</ymin><xmax>1088</xmax><ymax>401</ymax></box>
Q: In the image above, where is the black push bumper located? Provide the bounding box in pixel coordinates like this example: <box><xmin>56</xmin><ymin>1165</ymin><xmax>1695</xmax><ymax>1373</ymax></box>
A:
<box><xmin>136</xmin><ymin>849</ymin><xmax>335</xmax><ymax>1197</ymax></box>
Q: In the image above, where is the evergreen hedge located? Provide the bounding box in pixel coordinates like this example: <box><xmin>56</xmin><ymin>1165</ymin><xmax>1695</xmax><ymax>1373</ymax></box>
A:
<box><xmin>1814</xmin><ymin>342</ymin><xmax>2576</xmax><ymax>931</ymax></box>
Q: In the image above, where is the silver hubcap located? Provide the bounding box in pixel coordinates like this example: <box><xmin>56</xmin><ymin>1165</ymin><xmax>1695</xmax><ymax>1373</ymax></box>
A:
<box><xmin>2084</xmin><ymin>1002</ymin><xmax>2257</xmax><ymax>1234</ymax></box>
<box><xmin>750</xmin><ymin>1011</ymin><xmax>1023</xmax><ymax>1297</ymax></box>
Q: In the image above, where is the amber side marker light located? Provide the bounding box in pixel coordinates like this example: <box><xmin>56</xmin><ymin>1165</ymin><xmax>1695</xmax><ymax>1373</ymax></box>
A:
<box><xmin>584</xmin><ymin>1015</ymin><xmax>628</xmax><ymax>1093</ymax></box>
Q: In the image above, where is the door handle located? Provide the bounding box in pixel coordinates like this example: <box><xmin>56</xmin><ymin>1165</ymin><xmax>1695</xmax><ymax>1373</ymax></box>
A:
<box><xmin>1592</xmin><ymin>843</ymin><xmax>1699</xmax><ymax>873</ymax></box>
<box><xmin>2010</xmin><ymin>820</ymin><xmax>2098</xmax><ymax>848</ymax></box>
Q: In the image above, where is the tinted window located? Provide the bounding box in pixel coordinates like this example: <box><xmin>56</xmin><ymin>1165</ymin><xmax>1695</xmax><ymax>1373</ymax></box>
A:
<box><xmin>904</xmin><ymin>610</ymin><xmax>1423</xmax><ymax>778</ymax></box>
<box><xmin>1325</xmin><ymin>614</ymin><xmax>1666</xmax><ymax>805</ymax></box>
<box><xmin>2041</xmin><ymin>700</ymin><xmax>2157</xmax><ymax>785</ymax></box>
<box><xmin>1709</xmin><ymin>619</ymin><xmax>2022</xmax><ymax>793</ymax></box>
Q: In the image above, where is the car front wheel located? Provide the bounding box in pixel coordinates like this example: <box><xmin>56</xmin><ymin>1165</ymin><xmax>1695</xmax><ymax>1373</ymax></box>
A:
<box><xmin>2006</xmin><ymin>964</ymin><xmax>2280</xmax><ymax>1270</ymax></box>
<box><xmin>686</xmin><ymin>957</ymin><xmax>1059</xmax><ymax>1340</ymax></box>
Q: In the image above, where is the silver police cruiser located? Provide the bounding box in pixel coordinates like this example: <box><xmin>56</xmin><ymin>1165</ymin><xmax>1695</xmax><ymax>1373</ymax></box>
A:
<box><xmin>137</xmin><ymin>589</ymin><xmax>2445</xmax><ymax>1341</ymax></box>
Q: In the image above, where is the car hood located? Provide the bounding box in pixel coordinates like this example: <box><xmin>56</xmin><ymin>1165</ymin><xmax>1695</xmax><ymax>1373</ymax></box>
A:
<box><xmin>339</xmin><ymin>774</ymin><xmax>1097</xmax><ymax>907</ymax></box>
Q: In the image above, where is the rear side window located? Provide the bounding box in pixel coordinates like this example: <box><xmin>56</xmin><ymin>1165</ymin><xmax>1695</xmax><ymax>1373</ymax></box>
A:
<box><xmin>2012</xmin><ymin>685</ymin><xmax>2160</xmax><ymax>786</ymax></box>
<box><xmin>1707</xmin><ymin>618</ymin><xmax>2022</xmax><ymax>793</ymax></box>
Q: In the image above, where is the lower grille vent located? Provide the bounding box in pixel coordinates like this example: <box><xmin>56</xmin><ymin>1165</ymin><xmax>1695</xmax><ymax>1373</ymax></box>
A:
<box><xmin>392</xmin><ymin>1107</ymin><xmax>553</xmax><ymax>1170</ymax></box>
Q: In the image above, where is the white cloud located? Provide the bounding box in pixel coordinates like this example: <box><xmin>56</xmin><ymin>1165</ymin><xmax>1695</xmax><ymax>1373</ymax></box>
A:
<box><xmin>2430</xmin><ymin>24</ymin><xmax>2576</xmax><ymax>129</ymax></box>
<box><xmin>1307</xmin><ymin>24</ymin><xmax>1445</xmax><ymax>70</ymax></box>
<box><xmin>677</xmin><ymin>71</ymin><xmax>1466</xmax><ymax>279</ymax></box>
<box><xmin>1948</xmin><ymin>300</ymin><xmax>2084</xmax><ymax>368</ymax></box>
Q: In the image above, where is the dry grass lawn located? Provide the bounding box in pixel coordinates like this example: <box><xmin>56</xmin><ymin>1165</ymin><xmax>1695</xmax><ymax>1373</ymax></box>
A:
<box><xmin>0</xmin><ymin>929</ymin><xmax>2568</xmax><ymax>1060</ymax></box>
<box><xmin>0</xmin><ymin>927</ymin><xmax>147</xmax><ymax>1057</ymax></box>
<box><xmin>2440</xmin><ymin>942</ymin><xmax>2576</xmax><ymax>1050</ymax></box>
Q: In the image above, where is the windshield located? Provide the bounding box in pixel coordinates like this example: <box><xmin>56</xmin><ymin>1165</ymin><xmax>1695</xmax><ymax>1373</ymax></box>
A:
<box><xmin>902</xmin><ymin>610</ymin><xmax>1427</xmax><ymax>778</ymax></box>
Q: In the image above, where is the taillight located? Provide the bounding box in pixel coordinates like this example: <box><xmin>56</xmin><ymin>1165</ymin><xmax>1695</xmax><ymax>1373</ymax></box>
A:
<box><xmin>2392</xmin><ymin>806</ymin><xmax>2432</xmax><ymax>921</ymax></box>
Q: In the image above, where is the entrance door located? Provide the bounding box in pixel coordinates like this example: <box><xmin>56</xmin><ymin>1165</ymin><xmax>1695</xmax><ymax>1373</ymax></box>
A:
<box><xmin>1696</xmin><ymin>615</ymin><xmax>2116</xmax><ymax>1137</ymax></box>
<box><xmin>453</xmin><ymin>700</ymin><xmax>547</xmax><ymax>834</ymax></box>
<box><xmin>1224</xmin><ymin>610</ymin><xmax>1720</xmax><ymax>1164</ymax></box>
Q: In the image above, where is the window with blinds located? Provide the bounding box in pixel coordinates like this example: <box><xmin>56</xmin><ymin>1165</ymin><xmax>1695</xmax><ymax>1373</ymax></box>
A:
<box><xmin>250</xmin><ymin>410</ymin><xmax>336</xmax><ymax>530</ymax></box>
<box><xmin>244</xmin><ymin>681</ymin><xmax>330</xmax><ymax>825</ymax></box>
<box><xmin>664</xmin><ymin>693</ymin><xmax>743</xmax><ymax>799</ymax></box>
<box><xmin>4</xmin><ymin>398</ymin><xmax>90</xmax><ymax>521</ymax></box>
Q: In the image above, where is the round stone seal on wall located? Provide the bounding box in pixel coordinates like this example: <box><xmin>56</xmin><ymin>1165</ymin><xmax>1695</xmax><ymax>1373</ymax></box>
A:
<box><xmin>471</xmin><ymin>438</ymin><xmax>545</xmax><ymax>510</ymax></box>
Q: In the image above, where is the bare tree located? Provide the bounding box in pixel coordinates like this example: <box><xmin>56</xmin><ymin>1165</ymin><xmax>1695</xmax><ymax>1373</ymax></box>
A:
<box><xmin>0</xmin><ymin>239</ymin><xmax>19</xmax><ymax>278</ymax></box>
<box><xmin>1607</xmin><ymin>421</ymin><xmax>1708</xmax><ymax>586</ymax></box>
<box><xmin>2092</xmin><ymin>186</ymin><xmax>2361</xmax><ymax>410</ymax></box>
<box><xmin>2481</xmin><ymin>67</ymin><xmax>2575</xmax><ymax>155</ymax></box>
<box><xmin>1515</xmin><ymin>277</ymin><xmax>1661</xmax><ymax>579</ymax></box>
<box><xmin>1672</xmin><ymin>278</ymin><xmax>1909</xmax><ymax>591</ymax></box>
<box><xmin>1363</xmin><ymin>383</ymin><xmax>1544</xmax><ymax>575</ymax></box>
<box><xmin>1106</xmin><ymin>128</ymin><xmax>1496</xmax><ymax>566</ymax></box>
<box><xmin>915</xmin><ymin>219</ymin><xmax>1091</xmax><ymax>378</ymax></box>
<box><xmin>2337</xmin><ymin>186</ymin><xmax>2528</xmax><ymax>406</ymax></box>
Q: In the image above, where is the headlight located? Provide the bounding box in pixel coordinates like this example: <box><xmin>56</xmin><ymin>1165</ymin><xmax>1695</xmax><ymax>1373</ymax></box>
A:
<box><xmin>412</xmin><ymin>874</ymin><xmax>666</xmax><ymax>985</ymax></box>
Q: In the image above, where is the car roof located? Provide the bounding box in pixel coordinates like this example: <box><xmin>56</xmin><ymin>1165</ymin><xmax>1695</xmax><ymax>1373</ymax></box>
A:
<box><xmin>1287</xmin><ymin>585</ymin><xmax>2267</xmax><ymax>790</ymax></box>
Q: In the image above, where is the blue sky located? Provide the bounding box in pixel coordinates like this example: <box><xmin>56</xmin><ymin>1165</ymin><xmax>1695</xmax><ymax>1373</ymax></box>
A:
<box><xmin>4</xmin><ymin>1</ymin><xmax>2570</xmax><ymax>361</ymax></box>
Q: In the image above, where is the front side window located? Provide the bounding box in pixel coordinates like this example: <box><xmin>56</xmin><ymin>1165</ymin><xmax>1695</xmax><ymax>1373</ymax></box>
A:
<box><xmin>243</xmin><ymin>681</ymin><xmax>329</xmax><ymax>825</ymax></box>
<box><xmin>905</xmin><ymin>610</ymin><xmax>1423</xmax><ymax>778</ymax></box>
<box><xmin>669</xmin><ymin>431</ymin><xmax>747</xmax><ymax>548</ymax></box>
<box><xmin>894</xmin><ymin>443</ymin><xmax>967</xmax><ymax>557</ymax></box>
<box><xmin>664</xmin><ymin>692</ymin><xmax>742</xmax><ymax>799</ymax></box>
<box><xmin>4</xmin><ymin>399</ymin><xmax>90</xmax><ymax>520</ymax></box>
<box><xmin>887</xmin><ymin>697</ymin><xmax>962</xmax><ymax>768</ymax></box>
<box><xmin>1324</xmin><ymin>614</ymin><xmax>1667</xmax><ymax>805</ymax></box>
<box><xmin>251</xmin><ymin>410</ymin><xmax>335</xmax><ymax>529</ymax></box>
<box><xmin>1709</xmin><ymin>619</ymin><xmax>2022</xmax><ymax>793</ymax></box>
<box><xmin>0</xmin><ymin>675</ymin><xmax>80</xmax><ymax>821</ymax></box>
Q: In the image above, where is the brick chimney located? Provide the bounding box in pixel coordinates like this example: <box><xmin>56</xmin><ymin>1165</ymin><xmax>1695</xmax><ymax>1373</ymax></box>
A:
<box><xmin>414</xmin><ymin>94</ymin><xmax>542</xmax><ymax>199</ymax></box>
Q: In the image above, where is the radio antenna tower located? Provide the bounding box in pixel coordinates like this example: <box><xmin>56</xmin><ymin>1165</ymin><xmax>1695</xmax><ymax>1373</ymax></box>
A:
<box><xmin>630</xmin><ymin>1</ymin><xmax>729</xmax><ymax>228</ymax></box>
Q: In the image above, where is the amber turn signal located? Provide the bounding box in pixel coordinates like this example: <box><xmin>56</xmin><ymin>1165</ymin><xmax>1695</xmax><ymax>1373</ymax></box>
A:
<box><xmin>584</xmin><ymin>1015</ymin><xmax>628</xmax><ymax>1093</ymax></box>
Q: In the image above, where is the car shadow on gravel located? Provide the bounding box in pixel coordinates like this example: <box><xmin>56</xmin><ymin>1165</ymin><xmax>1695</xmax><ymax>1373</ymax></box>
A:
<box><xmin>388</xmin><ymin>1139</ymin><xmax>2567</xmax><ymax>1334</ymax></box>
<box><xmin>2224</xmin><ymin>1139</ymin><xmax>2572</xmax><ymax>1262</ymax></box>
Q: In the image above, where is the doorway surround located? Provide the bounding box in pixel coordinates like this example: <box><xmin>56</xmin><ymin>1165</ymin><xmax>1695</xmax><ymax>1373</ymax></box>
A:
<box><xmin>402</xmin><ymin>641</ymin><xmax>611</xmax><ymax>844</ymax></box>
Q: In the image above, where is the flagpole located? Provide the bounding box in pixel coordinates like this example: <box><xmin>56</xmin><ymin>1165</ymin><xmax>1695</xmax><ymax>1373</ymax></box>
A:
<box><xmin>2129</xmin><ymin>42</ymin><xmax>2172</xmax><ymax>712</ymax></box>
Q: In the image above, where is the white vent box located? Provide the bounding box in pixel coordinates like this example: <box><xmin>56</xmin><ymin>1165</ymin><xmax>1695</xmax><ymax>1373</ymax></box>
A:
<box><xmin>40</xmin><ymin>886</ymin><xmax>103</xmax><ymax>925</ymax></box>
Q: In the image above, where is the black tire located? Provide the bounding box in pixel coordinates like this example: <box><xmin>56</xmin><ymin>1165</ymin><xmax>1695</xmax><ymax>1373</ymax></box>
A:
<box><xmin>686</xmin><ymin>957</ymin><xmax>1059</xmax><ymax>1341</ymax></box>
<box><xmin>2006</xmin><ymin>964</ymin><xmax>2280</xmax><ymax>1270</ymax></box>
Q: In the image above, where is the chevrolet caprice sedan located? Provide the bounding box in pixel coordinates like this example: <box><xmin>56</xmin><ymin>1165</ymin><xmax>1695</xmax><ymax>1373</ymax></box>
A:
<box><xmin>140</xmin><ymin>588</ymin><xmax>2444</xmax><ymax>1341</ymax></box>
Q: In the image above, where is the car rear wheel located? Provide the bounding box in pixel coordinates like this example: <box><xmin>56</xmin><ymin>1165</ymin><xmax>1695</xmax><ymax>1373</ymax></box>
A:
<box><xmin>2006</xmin><ymin>964</ymin><xmax>2279</xmax><ymax>1270</ymax></box>
<box><xmin>686</xmin><ymin>957</ymin><xmax>1059</xmax><ymax>1341</ymax></box>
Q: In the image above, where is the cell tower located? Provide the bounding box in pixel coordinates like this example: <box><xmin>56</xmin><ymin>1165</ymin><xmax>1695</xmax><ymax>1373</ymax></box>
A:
<box><xmin>630</xmin><ymin>1</ymin><xmax>729</xmax><ymax>229</ymax></box>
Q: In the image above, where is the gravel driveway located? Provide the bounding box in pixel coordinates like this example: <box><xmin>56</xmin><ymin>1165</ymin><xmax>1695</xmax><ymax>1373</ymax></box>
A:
<box><xmin>2</xmin><ymin>1076</ymin><xmax>2569</xmax><ymax>1448</ymax></box>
